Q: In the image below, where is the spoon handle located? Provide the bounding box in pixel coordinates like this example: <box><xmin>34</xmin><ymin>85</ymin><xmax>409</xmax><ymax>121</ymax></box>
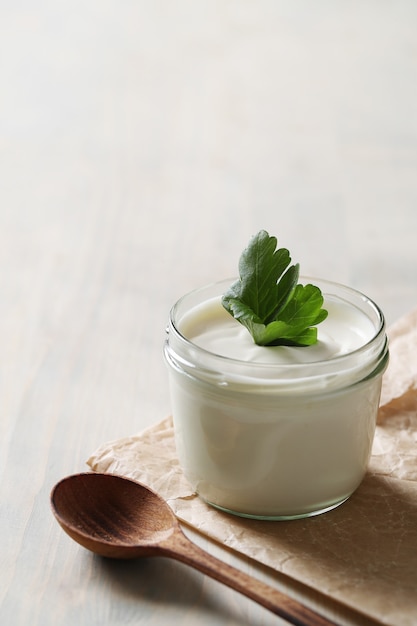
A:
<box><xmin>162</xmin><ymin>530</ymin><xmax>338</xmax><ymax>626</ymax></box>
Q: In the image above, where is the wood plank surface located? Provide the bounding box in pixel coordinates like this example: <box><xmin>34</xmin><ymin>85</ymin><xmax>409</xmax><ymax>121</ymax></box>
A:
<box><xmin>1</xmin><ymin>2</ymin><xmax>416</xmax><ymax>625</ymax></box>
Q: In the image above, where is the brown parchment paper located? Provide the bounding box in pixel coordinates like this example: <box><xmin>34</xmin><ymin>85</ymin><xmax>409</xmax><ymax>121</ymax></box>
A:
<box><xmin>88</xmin><ymin>309</ymin><xmax>417</xmax><ymax>626</ymax></box>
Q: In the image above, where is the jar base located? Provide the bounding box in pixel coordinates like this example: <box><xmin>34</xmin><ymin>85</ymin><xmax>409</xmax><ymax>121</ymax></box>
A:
<box><xmin>199</xmin><ymin>494</ymin><xmax>351</xmax><ymax>521</ymax></box>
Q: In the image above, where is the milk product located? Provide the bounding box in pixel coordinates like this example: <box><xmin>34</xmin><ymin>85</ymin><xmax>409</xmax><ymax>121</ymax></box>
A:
<box><xmin>180</xmin><ymin>295</ymin><xmax>374</xmax><ymax>364</ymax></box>
<box><xmin>164</xmin><ymin>278</ymin><xmax>388</xmax><ymax>519</ymax></box>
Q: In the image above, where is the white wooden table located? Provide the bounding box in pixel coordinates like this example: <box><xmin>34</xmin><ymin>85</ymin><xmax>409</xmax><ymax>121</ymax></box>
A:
<box><xmin>1</xmin><ymin>2</ymin><xmax>416</xmax><ymax>625</ymax></box>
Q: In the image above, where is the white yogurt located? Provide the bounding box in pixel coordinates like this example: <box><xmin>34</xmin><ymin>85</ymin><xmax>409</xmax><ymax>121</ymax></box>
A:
<box><xmin>164</xmin><ymin>278</ymin><xmax>388</xmax><ymax>519</ymax></box>
<box><xmin>180</xmin><ymin>295</ymin><xmax>374</xmax><ymax>364</ymax></box>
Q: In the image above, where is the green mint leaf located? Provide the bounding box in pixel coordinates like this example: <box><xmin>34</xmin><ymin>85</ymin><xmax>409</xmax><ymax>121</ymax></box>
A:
<box><xmin>222</xmin><ymin>230</ymin><xmax>328</xmax><ymax>346</ymax></box>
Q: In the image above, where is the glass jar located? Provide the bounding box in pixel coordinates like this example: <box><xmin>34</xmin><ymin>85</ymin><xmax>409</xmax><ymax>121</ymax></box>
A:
<box><xmin>164</xmin><ymin>278</ymin><xmax>389</xmax><ymax>520</ymax></box>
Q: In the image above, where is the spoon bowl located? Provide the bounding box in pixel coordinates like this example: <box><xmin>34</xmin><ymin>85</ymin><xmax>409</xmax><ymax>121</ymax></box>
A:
<box><xmin>51</xmin><ymin>473</ymin><xmax>175</xmax><ymax>558</ymax></box>
<box><xmin>51</xmin><ymin>472</ymin><xmax>337</xmax><ymax>626</ymax></box>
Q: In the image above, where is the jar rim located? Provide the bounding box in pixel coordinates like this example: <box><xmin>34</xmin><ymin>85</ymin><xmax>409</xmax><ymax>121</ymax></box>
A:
<box><xmin>166</xmin><ymin>277</ymin><xmax>388</xmax><ymax>390</ymax></box>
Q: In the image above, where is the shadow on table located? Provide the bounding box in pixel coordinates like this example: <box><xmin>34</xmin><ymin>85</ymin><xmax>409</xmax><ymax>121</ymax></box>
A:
<box><xmin>98</xmin><ymin>553</ymin><xmax>273</xmax><ymax>625</ymax></box>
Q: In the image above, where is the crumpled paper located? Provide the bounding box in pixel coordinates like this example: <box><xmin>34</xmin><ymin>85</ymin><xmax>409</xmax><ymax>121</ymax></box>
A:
<box><xmin>88</xmin><ymin>309</ymin><xmax>417</xmax><ymax>626</ymax></box>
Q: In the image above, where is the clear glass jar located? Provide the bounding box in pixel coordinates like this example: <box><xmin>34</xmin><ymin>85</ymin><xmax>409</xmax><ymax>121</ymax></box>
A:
<box><xmin>164</xmin><ymin>278</ymin><xmax>389</xmax><ymax>520</ymax></box>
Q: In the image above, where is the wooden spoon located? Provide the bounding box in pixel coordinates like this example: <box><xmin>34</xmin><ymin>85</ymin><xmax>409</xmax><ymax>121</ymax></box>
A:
<box><xmin>51</xmin><ymin>472</ymin><xmax>337</xmax><ymax>626</ymax></box>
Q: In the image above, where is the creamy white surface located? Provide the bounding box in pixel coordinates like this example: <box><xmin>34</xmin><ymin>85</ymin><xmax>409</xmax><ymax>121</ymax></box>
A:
<box><xmin>179</xmin><ymin>295</ymin><xmax>375</xmax><ymax>364</ymax></box>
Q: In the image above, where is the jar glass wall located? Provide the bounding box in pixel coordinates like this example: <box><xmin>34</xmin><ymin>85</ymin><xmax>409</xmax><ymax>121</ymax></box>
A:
<box><xmin>164</xmin><ymin>278</ymin><xmax>389</xmax><ymax>520</ymax></box>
